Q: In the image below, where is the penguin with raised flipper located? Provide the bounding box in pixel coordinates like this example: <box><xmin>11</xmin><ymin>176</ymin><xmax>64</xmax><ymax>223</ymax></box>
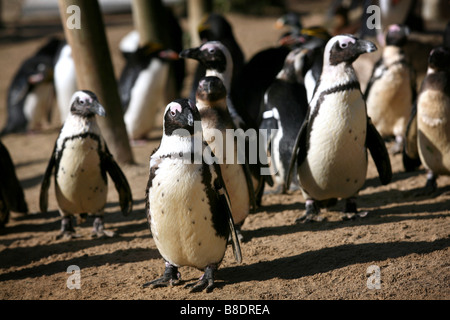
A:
<box><xmin>286</xmin><ymin>35</ymin><xmax>392</xmax><ymax>223</ymax></box>
<box><xmin>39</xmin><ymin>91</ymin><xmax>133</xmax><ymax>239</ymax></box>
<box><xmin>144</xmin><ymin>99</ymin><xmax>241</xmax><ymax>293</ymax></box>
<box><xmin>365</xmin><ymin>24</ymin><xmax>417</xmax><ymax>154</ymax></box>
<box><xmin>0</xmin><ymin>140</ymin><xmax>29</xmax><ymax>228</ymax></box>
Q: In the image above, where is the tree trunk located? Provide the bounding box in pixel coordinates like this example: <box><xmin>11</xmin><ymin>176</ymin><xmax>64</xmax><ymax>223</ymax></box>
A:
<box><xmin>58</xmin><ymin>0</ymin><xmax>134</xmax><ymax>164</ymax></box>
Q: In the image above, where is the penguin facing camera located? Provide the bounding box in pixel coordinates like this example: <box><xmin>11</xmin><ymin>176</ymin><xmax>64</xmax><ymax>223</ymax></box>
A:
<box><xmin>39</xmin><ymin>90</ymin><xmax>133</xmax><ymax>239</ymax></box>
<box><xmin>286</xmin><ymin>34</ymin><xmax>392</xmax><ymax>223</ymax></box>
<box><xmin>144</xmin><ymin>99</ymin><xmax>241</xmax><ymax>293</ymax></box>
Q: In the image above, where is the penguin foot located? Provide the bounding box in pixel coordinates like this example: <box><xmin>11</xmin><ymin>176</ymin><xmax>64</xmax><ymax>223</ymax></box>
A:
<box><xmin>413</xmin><ymin>174</ymin><xmax>437</xmax><ymax>197</ymax></box>
<box><xmin>295</xmin><ymin>200</ymin><xmax>323</xmax><ymax>223</ymax></box>
<box><xmin>341</xmin><ymin>197</ymin><xmax>368</xmax><ymax>220</ymax></box>
<box><xmin>56</xmin><ymin>217</ymin><xmax>80</xmax><ymax>240</ymax></box>
<box><xmin>91</xmin><ymin>216</ymin><xmax>115</xmax><ymax>238</ymax></box>
<box><xmin>184</xmin><ymin>265</ymin><xmax>216</xmax><ymax>293</ymax></box>
<box><xmin>143</xmin><ymin>264</ymin><xmax>180</xmax><ymax>288</ymax></box>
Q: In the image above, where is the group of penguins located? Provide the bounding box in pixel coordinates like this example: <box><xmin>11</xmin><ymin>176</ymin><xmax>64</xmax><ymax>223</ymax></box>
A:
<box><xmin>1</xmin><ymin>8</ymin><xmax>450</xmax><ymax>293</ymax></box>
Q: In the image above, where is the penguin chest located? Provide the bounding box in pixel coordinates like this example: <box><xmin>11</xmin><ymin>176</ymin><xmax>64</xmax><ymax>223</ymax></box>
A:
<box><xmin>23</xmin><ymin>83</ymin><xmax>54</xmax><ymax>130</ymax></box>
<box><xmin>55</xmin><ymin>137</ymin><xmax>107</xmax><ymax>214</ymax></box>
<box><xmin>300</xmin><ymin>90</ymin><xmax>368</xmax><ymax>199</ymax></box>
<box><xmin>417</xmin><ymin>90</ymin><xmax>450</xmax><ymax>174</ymax></box>
<box><xmin>124</xmin><ymin>60</ymin><xmax>169</xmax><ymax>139</ymax></box>
<box><xmin>366</xmin><ymin>64</ymin><xmax>413</xmax><ymax>137</ymax></box>
<box><xmin>149</xmin><ymin>160</ymin><xmax>227</xmax><ymax>269</ymax></box>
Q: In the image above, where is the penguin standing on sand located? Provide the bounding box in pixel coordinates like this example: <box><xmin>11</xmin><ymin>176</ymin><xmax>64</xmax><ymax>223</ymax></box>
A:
<box><xmin>365</xmin><ymin>24</ymin><xmax>416</xmax><ymax>154</ymax></box>
<box><xmin>119</xmin><ymin>43</ymin><xmax>180</xmax><ymax>142</ymax></box>
<box><xmin>287</xmin><ymin>35</ymin><xmax>392</xmax><ymax>222</ymax></box>
<box><xmin>0</xmin><ymin>140</ymin><xmax>28</xmax><ymax>228</ymax></box>
<box><xmin>194</xmin><ymin>76</ymin><xmax>256</xmax><ymax>239</ymax></box>
<box><xmin>144</xmin><ymin>99</ymin><xmax>241</xmax><ymax>293</ymax></box>
<box><xmin>39</xmin><ymin>91</ymin><xmax>132</xmax><ymax>239</ymax></box>
<box><xmin>1</xmin><ymin>38</ymin><xmax>62</xmax><ymax>135</ymax></box>
<box><xmin>259</xmin><ymin>47</ymin><xmax>310</xmax><ymax>193</ymax></box>
<box><xmin>413</xmin><ymin>46</ymin><xmax>450</xmax><ymax>195</ymax></box>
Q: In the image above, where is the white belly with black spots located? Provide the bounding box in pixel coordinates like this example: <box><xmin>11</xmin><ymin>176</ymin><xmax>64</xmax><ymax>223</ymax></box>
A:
<box><xmin>299</xmin><ymin>90</ymin><xmax>368</xmax><ymax>200</ymax></box>
<box><xmin>149</xmin><ymin>159</ymin><xmax>227</xmax><ymax>269</ymax></box>
<box><xmin>55</xmin><ymin>137</ymin><xmax>107</xmax><ymax>215</ymax></box>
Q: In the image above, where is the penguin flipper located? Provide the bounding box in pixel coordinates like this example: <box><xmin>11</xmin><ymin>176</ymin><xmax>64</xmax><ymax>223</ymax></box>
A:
<box><xmin>366</xmin><ymin>117</ymin><xmax>393</xmax><ymax>185</ymax></box>
<box><xmin>402</xmin><ymin>100</ymin><xmax>421</xmax><ymax>172</ymax></box>
<box><xmin>39</xmin><ymin>144</ymin><xmax>57</xmax><ymax>214</ymax></box>
<box><xmin>102</xmin><ymin>147</ymin><xmax>133</xmax><ymax>216</ymax></box>
<box><xmin>213</xmin><ymin>174</ymin><xmax>242</xmax><ymax>264</ymax></box>
<box><xmin>285</xmin><ymin>117</ymin><xmax>309</xmax><ymax>191</ymax></box>
<box><xmin>0</xmin><ymin>141</ymin><xmax>28</xmax><ymax>214</ymax></box>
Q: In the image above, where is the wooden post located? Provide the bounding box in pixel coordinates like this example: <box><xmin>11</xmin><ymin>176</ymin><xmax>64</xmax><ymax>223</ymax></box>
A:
<box><xmin>187</xmin><ymin>0</ymin><xmax>211</xmax><ymax>47</ymax></box>
<box><xmin>58</xmin><ymin>0</ymin><xmax>134</xmax><ymax>164</ymax></box>
<box><xmin>131</xmin><ymin>0</ymin><xmax>168</xmax><ymax>47</ymax></box>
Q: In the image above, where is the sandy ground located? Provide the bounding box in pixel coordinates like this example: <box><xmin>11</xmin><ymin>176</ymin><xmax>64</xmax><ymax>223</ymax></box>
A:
<box><xmin>0</xmin><ymin>1</ymin><xmax>449</xmax><ymax>305</ymax></box>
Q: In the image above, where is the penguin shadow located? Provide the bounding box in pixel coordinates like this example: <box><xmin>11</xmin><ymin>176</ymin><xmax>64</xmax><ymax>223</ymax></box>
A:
<box><xmin>218</xmin><ymin>238</ymin><xmax>450</xmax><ymax>285</ymax></box>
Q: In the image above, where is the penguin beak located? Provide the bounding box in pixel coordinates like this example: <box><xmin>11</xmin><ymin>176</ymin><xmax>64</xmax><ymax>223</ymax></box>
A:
<box><xmin>179</xmin><ymin>47</ymin><xmax>201</xmax><ymax>60</ymax></box>
<box><xmin>159</xmin><ymin>49</ymin><xmax>179</xmax><ymax>61</ymax></box>
<box><xmin>356</xmin><ymin>39</ymin><xmax>377</xmax><ymax>54</ymax></box>
<box><xmin>91</xmin><ymin>101</ymin><xmax>106</xmax><ymax>117</ymax></box>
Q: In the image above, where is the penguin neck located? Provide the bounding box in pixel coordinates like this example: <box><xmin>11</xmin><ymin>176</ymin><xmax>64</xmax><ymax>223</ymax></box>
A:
<box><xmin>196</xmin><ymin>98</ymin><xmax>228</xmax><ymax>112</ymax></box>
<box><xmin>205</xmin><ymin>69</ymin><xmax>231</xmax><ymax>92</ymax></box>
<box><xmin>320</xmin><ymin>63</ymin><xmax>358</xmax><ymax>89</ymax></box>
<box><xmin>158</xmin><ymin>131</ymin><xmax>203</xmax><ymax>158</ymax></box>
<box><xmin>62</xmin><ymin>114</ymin><xmax>101</xmax><ymax>136</ymax></box>
<box><xmin>382</xmin><ymin>45</ymin><xmax>405</xmax><ymax>66</ymax></box>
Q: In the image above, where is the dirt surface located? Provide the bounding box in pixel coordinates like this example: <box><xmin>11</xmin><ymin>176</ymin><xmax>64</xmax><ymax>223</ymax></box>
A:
<box><xmin>0</xmin><ymin>2</ymin><xmax>449</xmax><ymax>303</ymax></box>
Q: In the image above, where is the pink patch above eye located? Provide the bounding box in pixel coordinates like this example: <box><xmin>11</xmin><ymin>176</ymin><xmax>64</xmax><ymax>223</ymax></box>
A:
<box><xmin>168</xmin><ymin>102</ymin><xmax>182</xmax><ymax>114</ymax></box>
<box><xmin>388</xmin><ymin>24</ymin><xmax>401</xmax><ymax>32</ymax></box>
<box><xmin>339</xmin><ymin>37</ymin><xmax>356</xmax><ymax>47</ymax></box>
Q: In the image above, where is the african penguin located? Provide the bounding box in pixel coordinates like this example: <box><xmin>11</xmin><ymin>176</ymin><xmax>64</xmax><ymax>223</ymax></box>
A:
<box><xmin>286</xmin><ymin>35</ymin><xmax>392</xmax><ymax>222</ymax></box>
<box><xmin>118</xmin><ymin>42</ymin><xmax>180</xmax><ymax>142</ymax></box>
<box><xmin>180</xmin><ymin>41</ymin><xmax>245</xmax><ymax>129</ymax></box>
<box><xmin>39</xmin><ymin>90</ymin><xmax>133</xmax><ymax>239</ymax></box>
<box><xmin>415</xmin><ymin>46</ymin><xmax>450</xmax><ymax>195</ymax></box>
<box><xmin>259</xmin><ymin>47</ymin><xmax>310</xmax><ymax>193</ymax></box>
<box><xmin>144</xmin><ymin>98</ymin><xmax>241</xmax><ymax>293</ymax></box>
<box><xmin>191</xmin><ymin>13</ymin><xmax>245</xmax><ymax>103</ymax></box>
<box><xmin>195</xmin><ymin>76</ymin><xmax>257</xmax><ymax>239</ymax></box>
<box><xmin>365</xmin><ymin>24</ymin><xmax>417</xmax><ymax>154</ymax></box>
<box><xmin>0</xmin><ymin>140</ymin><xmax>29</xmax><ymax>228</ymax></box>
<box><xmin>1</xmin><ymin>37</ymin><xmax>63</xmax><ymax>135</ymax></box>
<box><xmin>53</xmin><ymin>42</ymin><xmax>78</xmax><ymax>124</ymax></box>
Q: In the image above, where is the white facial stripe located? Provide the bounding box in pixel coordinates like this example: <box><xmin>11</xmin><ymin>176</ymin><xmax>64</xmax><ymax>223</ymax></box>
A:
<box><xmin>338</xmin><ymin>37</ymin><xmax>356</xmax><ymax>48</ymax></box>
<box><xmin>168</xmin><ymin>102</ymin><xmax>182</xmax><ymax>114</ymax></box>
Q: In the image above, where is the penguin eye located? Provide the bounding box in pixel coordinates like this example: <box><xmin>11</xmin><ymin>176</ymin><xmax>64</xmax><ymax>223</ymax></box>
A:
<box><xmin>170</xmin><ymin>110</ymin><xmax>177</xmax><ymax>117</ymax></box>
<box><xmin>208</xmin><ymin>48</ymin><xmax>216</xmax><ymax>54</ymax></box>
<box><xmin>78</xmin><ymin>98</ymin><xmax>85</xmax><ymax>106</ymax></box>
<box><xmin>340</xmin><ymin>42</ymin><xmax>348</xmax><ymax>49</ymax></box>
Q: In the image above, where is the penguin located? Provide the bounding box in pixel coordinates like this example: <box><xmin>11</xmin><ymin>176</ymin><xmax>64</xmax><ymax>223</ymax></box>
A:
<box><xmin>194</xmin><ymin>76</ymin><xmax>257</xmax><ymax>239</ymax></box>
<box><xmin>1</xmin><ymin>37</ymin><xmax>63</xmax><ymax>135</ymax></box>
<box><xmin>414</xmin><ymin>46</ymin><xmax>450</xmax><ymax>195</ymax></box>
<box><xmin>275</xmin><ymin>12</ymin><xmax>303</xmax><ymax>37</ymax></box>
<box><xmin>286</xmin><ymin>35</ymin><xmax>392</xmax><ymax>223</ymax></box>
<box><xmin>118</xmin><ymin>42</ymin><xmax>180</xmax><ymax>142</ymax></box>
<box><xmin>39</xmin><ymin>90</ymin><xmax>133</xmax><ymax>239</ymax></box>
<box><xmin>259</xmin><ymin>47</ymin><xmax>310</xmax><ymax>193</ymax></box>
<box><xmin>364</xmin><ymin>24</ymin><xmax>417</xmax><ymax>154</ymax></box>
<box><xmin>0</xmin><ymin>140</ymin><xmax>29</xmax><ymax>228</ymax></box>
<box><xmin>180</xmin><ymin>40</ymin><xmax>245</xmax><ymax>129</ymax></box>
<box><xmin>144</xmin><ymin>98</ymin><xmax>241</xmax><ymax>293</ymax></box>
<box><xmin>53</xmin><ymin>42</ymin><xmax>78</xmax><ymax>124</ymax></box>
<box><xmin>190</xmin><ymin>13</ymin><xmax>245</xmax><ymax>103</ymax></box>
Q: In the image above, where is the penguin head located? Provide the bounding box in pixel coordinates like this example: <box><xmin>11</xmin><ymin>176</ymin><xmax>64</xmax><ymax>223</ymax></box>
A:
<box><xmin>324</xmin><ymin>35</ymin><xmax>377</xmax><ymax>66</ymax></box>
<box><xmin>69</xmin><ymin>90</ymin><xmax>106</xmax><ymax>118</ymax></box>
<box><xmin>163</xmin><ymin>99</ymin><xmax>201</xmax><ymax>137</ymax></box>
<box><xmin>278</xmin><ymin>47</ymin><xmax>311</xmax><ymax>83</ymax></box>
<box><xmin>179</xmin><ymin>41</ymin><xmax>230</xmax><ymax>74</ymax></box>
<box><xmin>428</xmin><ymin>46</ymin><xmax>450</xmax><ymax>72</ymax></box>
<box><xmin>198</xmin><ymin>13</ymin><xmax>233</xmax><ymax>43</ymax></box>
<box><xmin>196</xmin><ymin>76</ymin><xmax>227</xmax><ymax>103</ymax></box>
<box><xmin>275</xmin><ymin>12</ymin><xmax>302</xmax><ymax>32</ymax></box>
<box><xmin>385</xmin><ymin>24</ymin><xmax>410</xmax><ymax>47</ymax></box>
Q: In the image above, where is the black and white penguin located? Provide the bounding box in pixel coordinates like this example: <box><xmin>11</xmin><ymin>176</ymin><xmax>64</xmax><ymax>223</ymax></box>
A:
<box><xmin>194</xmin><ymin>76</ymin><xmax>257</xmax><ymax>239</ymax></box>
<box><xmin>275</xmin><ymin>12</ymin><xmax>303</xmax><ymax>36</ymax></box>
<box><xmin>118</xmin><ymin>42</ymin><xmax>180</xmax><ymax>142</ymax></box>
<box><xmin>39</xmin><ymin>90</ymin><xmax>133</xmax><ymax>239</ymax></box>
<box><xmin>1</xmin><ymin>37</ymin><xmax>63</xmax><ymax>135</ymax></box>
<box><xmin>259</xmin><ymin>47</ymin><xmax>310</xmax><ymax>193</ymax></box>
<box><xmin>180</xmin><ymin>41</ymin><xmax>245</xmax><ymax>129</ymax></box>
<box><xmin>365</xmin><ymin>24</ymin><xmax>417</xmax><ymax>154</ymax></box>
<box><xmin>53</xmin><ymin>42</ymin><xmax>78</xmax><ymax>124</ymax></box>
<box><xmin>144</xmin><ymin>98</ymin><xmax>241</xmax><ymax>292</ymax></box>
<box><xmin>414</xmin><ymin>46</ymin><xmax>450</xmax><ymax>195</ymax></box>
<box><xmin>0</xmin><ymin>140</ymin><xmax>28</xmax><ymax>228</ymax></box>
<box><xmin>287</xmin><ymin>35</ymin><xmax>392</xmax><ymax>222</ymax></box>
<box><xmin>190</xmin><ymin>13</ymin><xmax>245</xmax><ymax>102</ymax></box>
